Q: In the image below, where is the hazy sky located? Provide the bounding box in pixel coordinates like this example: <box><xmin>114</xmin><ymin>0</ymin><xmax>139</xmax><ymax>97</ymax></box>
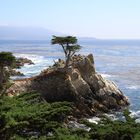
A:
<box><xmin>0</xmin><ymin>0</ymin><xmax>140</xmax><ymax>39</ymax></box>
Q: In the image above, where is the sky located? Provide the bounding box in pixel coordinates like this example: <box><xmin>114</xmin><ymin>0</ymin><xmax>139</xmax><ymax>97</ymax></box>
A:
<box><xmin>0</xmin><ymin>0</ymin><xmax>140</xmax><ymax>39</ymax></box>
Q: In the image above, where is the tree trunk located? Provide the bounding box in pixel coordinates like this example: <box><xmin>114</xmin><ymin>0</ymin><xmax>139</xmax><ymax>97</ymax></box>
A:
<box><xmin>65</xmin><ymin>51</ymin><xmax>71</xmax><ymax>68</ymax></box>
<box><xmin>0</xmin><ymin>67</ymin><xmax>4</xmax><ymax>93</ymax></box>
<box><xmin>61</xmin><ymin>44</ymin><xmax>67</xmax><ymax>60</ymax></box>
<box><xmin>65</xmin><ymin>57</ymin><xmax>70</xmax><ymax>68</ymax></box>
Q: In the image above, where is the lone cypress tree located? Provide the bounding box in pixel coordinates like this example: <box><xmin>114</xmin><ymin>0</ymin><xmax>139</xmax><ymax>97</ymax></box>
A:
<box><xmin>0</xmin><ymin>52</ymin><xmax>16</xmax><ymax>94</ymax></box>
<box><xmin>51</xmin><ymin>36</ymin><xmax>81</xmax><ymax>67</ymax></box>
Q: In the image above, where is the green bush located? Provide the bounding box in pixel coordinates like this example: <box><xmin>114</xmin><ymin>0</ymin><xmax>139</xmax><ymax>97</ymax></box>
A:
<box><xmin>0</xmin><ymin>92</ymin><xmax>72</xmax><ymax>139</ymax></box>
<box><xmin>1</xmin><ymin>92</ymin><xmax>140</xmax><ymax>140</ymax></box>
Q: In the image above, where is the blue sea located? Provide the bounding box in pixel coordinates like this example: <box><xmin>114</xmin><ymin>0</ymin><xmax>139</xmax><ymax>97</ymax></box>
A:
<box><xmin>0</xmin><ymin>39</ymin><xmax>140</xmax><ymax>120</ymax></box>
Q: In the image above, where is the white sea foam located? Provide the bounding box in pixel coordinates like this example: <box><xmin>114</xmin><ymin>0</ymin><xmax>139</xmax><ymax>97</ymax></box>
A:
<box><xmin>88</xmin><ymin>112</ymin><xmax>127</xmax><ymax>124</ymax></box>
<box><xmin>101</xmin><ymin>74</ymin><xmax>112</xmax><ymax>78</ymax></box>
<box><xmin>130</xmin><ymin>110</ymin><xmax>140</xmax><ymax>118</ymax></box>
<box><xmin>129</xmin><ymin>110</ymin><xmax>140</xmax><ymax>123</ymax></box>
<box><xmin>127</xmin><ymin>85</ymin><xmax>140</xmax><ymax>90</ymax></box>
<box><xmin>13</xmin><ymin>53</ymin><xmax>54</xmax><ymax>78</ymax></box>
<box><xmin>88</xmin><ymin>117</ymin><xmax>101</xmax><ymax>124</ymax></box>
<box><xmin>104</xmin><ymin>111</ymin><xmax>140</xmax><ymax>123</ymax></box>
<box><xmin>88</xmin><ymin>114</ymin><xmax>118</xmax><ymax>124</ymax></box>
<box><xmin>14</xmin><ymin>53</ymin><xmax>50</xmax><ymax>64</ymax></box>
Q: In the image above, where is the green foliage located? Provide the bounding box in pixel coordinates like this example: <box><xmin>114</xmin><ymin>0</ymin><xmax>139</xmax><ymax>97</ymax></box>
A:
<box><xmin>0</xmin><ymin>52</ymin><xmax>16</xmax><ymax>94</ymax></box>
<box><xmin>53</xmin><ymin>128</ymin><xmax>90</xmax><ymax>140</ymax></box>
<box><xmin>51</xmin><ymin>36</ymin><xmax>77</xmax><ymax>45</ymax></box>
<box><xmin>134</xmin><ymin>133</ymin><xmax>140</xmax><ymax>140</ymax></box>
<box><xmin>0</xmin><ymin>92</ymin><xmax>140</xmax><ymax>140</ymax></box>
<box><xmin>0</xmin><ymin>52</ymin><xmax>16</xmax><ymax>68</ymax></box>
<box><xmin>123</xmin><ymin>109</ymin><xmax>136</xmax><ymax>123</ymax></box>
<box><xmin>79</xmin><ymin>111</ymin><xmax>140</xmax><ymax>140</ymax></box>
<box><xmin>66</xmin><ymin>44</ymin><xmax>81</xmax><ymax>52</ymax></box>
<box><xmin>51</xmin><ymin>36</ymin><xmax>81</xmax><ymax>67</ymax></box>
<box><xmin>0</xmin><ymin>92</ymin><xmax>72</xmax><ymax>139</ymax></box>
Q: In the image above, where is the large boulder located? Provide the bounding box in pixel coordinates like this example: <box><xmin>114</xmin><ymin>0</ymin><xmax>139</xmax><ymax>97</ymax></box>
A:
<box><xmin>7</xmin><ymin>54</ymin><xmax>129</xmax><ymax>117</ymax></box>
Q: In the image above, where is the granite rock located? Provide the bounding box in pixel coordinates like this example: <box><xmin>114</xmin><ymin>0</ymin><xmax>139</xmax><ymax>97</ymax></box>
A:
<box><xmin>7</xmin><ymin>54</ymin><xmax>129</xmax><ymax>117</ymax></box>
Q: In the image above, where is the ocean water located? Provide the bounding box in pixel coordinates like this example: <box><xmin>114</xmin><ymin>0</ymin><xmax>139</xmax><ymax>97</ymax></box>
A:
<box><xmin>0</xmin><ymin>39</ymin><xmax>140</xmax><ymax>119</ymax></box>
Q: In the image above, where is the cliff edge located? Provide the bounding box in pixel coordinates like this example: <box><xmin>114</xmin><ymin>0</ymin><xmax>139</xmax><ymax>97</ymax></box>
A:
<box><xmin>7</xmin><ymin>54</ymin><xmax>129</xmax><ymax>117</ymax></box>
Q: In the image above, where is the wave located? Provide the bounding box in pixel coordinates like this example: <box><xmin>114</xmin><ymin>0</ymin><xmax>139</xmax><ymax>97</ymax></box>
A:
<box><xmin>14</xmin><ymin>53</ymin><xmax>50</xmax><ymax>64</ymax></box>
<box><xmin>130</xmin><ymin>110</ymin><xmax>140</xmax><ymax>118</ymax></box>
<box><xmin>88</xmin><ymin>112</ymin><xmax>123</xmax><ymax>124</ymax></box>
<box><xmin>127</xmin><ymin>85</ymin><xmax>140</xmax><ymax>90</ymax></box>
<box><xmin>13</xmin><ymin>53</ymin><xmax>54</xmax><ymax>78</ymax></box>
<box><xmin>101</xmin><ymin>73</ymin><xmax>112</xmax><ymax>78</ymax></box>
<box><xmin>88</xmin><ymin>110</ymin><xmax>140</xmax><ymax>124</ymax></box>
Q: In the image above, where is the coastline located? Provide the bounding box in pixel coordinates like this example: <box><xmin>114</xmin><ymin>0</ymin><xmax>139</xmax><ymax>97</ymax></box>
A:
<box><xmin>7</xmin><ymin>54</ymin><xmax>129</xmax><ymax>118</ymax></box>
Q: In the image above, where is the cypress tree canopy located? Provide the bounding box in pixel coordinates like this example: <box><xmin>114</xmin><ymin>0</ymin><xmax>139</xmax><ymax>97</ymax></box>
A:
<box><xmin>0</xmin><ymin>52</ymin><xmax>16</xmax><ymax>68</ymax></box>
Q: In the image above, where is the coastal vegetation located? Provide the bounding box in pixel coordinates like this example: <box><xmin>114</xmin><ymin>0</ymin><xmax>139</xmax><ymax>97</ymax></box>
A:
<box><xmin>0</xmin><ymin>52</ymin><xmax>16</xmax><ymax>95</ymax></box>
<box><xmin>0</xmin><ymin>37</ymin><xmax>138</xmax><ymax>140</ymax></box>
<box><xmin>0</xmin><ymin>92</ymin><xmax>140</xmax><ymax>140</ymax></box>
<box><xmin>51</xmin><ymin>36</ymin><xmax>81</xmax><ymax>67</ymax></box>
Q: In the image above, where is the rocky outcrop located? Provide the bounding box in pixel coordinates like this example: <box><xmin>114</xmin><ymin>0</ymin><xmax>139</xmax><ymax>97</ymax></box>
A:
<box><xmin>7</xmin><ymin>54</ymin><xmax>129</xmax><ymax>117</ymax></box>
<box><xmin>15</xmin><ymin>57</ymin><xmax>34</xmax><ymax>68</ymax></box>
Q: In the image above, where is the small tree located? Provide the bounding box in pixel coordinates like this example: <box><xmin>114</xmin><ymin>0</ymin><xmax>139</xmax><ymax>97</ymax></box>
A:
<box><xmin>0</xmin><ymin>52</ymin><xmax>16</xmax><ymax>94</ymax></box>
<box><xmin>51</xmin><ymin>36</ymin><xmax>81</xmax><ymax>67</ymax></box>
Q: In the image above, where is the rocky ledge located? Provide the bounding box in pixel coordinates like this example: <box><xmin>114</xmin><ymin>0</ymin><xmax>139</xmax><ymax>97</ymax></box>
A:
<box><xmin>7</xmin><ymin>54</ymin><xmax>129</xmax><ymax>117</ymax></box>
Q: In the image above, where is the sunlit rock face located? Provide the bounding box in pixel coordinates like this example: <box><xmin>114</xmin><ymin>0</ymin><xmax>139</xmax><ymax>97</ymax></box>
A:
<box><xmin>7</xmin><ymin>54</ymin><xmax>129</xmax><ymax>117</ymax></box>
